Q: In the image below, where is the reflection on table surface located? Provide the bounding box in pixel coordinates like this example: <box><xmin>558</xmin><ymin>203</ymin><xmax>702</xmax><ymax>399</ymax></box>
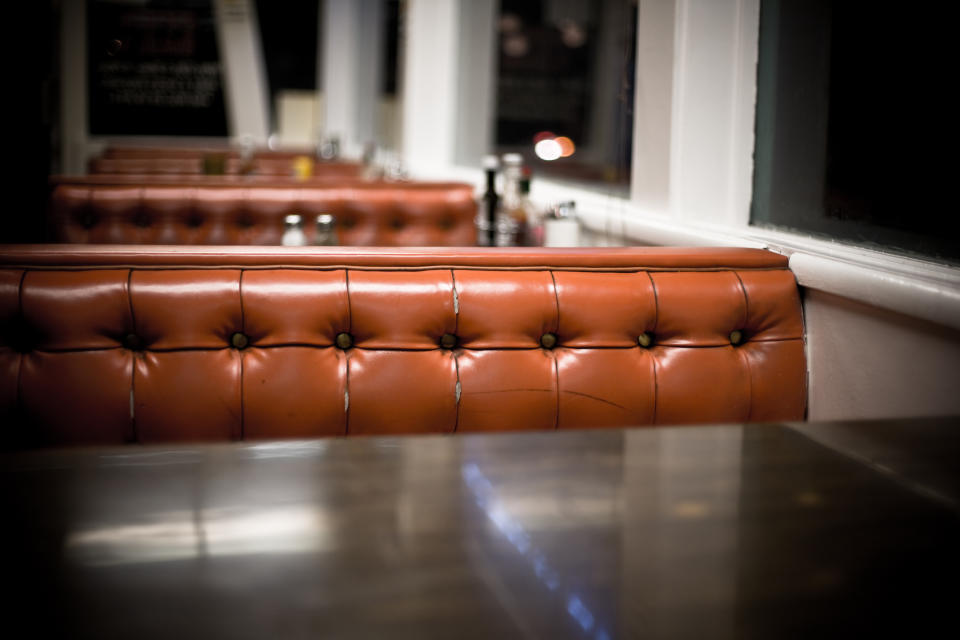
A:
<box><xmin>2</xmin><ymin>418</ymin><xmax>958</xmax><ymax>639</ymax></box>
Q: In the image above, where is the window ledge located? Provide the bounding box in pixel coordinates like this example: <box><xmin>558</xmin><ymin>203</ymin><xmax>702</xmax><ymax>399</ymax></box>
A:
<box><xmin>422</xmin><ymin>165</ymin><xmax>960</xmax><ymax>331</ymax></box>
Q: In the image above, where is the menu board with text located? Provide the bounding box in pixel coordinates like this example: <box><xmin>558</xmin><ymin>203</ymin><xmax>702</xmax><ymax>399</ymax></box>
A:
<box><xmin>88</xmin><ymin>0</ymin><xmax>228</xmax><ymax>136</ymax></box>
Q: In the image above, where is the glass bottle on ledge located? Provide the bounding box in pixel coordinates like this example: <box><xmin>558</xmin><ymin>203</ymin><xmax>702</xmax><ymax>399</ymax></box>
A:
<box><xmin>475</xmin><ymin>155</ymin><xmax>499</xmax><ymax>246</ymax></box>
<box><xmin>317</xmin><ymin>134</ymin><xmax>340</xmax><ymax>161</ymax></box>
<box><xmin>519</xmin><ymin>170</ymin><xmax>544</xmax><ymax>246</ymax></box>
<box><xmin>314</xmin><ymin>214</ymin><xmax>338</xmax><ymax>246</ymax></box>
<box><xmin>494</xmin><ymin>153</ymin><xmax>526</xmax><ymax>247</ymax></box>
<box><xmin>361</xmin><ymin>142</ymin><xmax>382</xmax><ymax>180</ymax></box>
<box><xmin>282</xmin><ymin>214</ymin><xmax>307</xmax><ymax>246</ymax></box>
<box><xmin>238</xmin><ymin>134</ymin><xmax>256</xmax><ymax>175</ymax></box>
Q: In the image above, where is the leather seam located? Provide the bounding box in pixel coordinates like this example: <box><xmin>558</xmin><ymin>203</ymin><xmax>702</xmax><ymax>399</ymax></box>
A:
<box><xmin>238</xmin><ymin>347</ymin><xmax>244</xmax><ymax>441</ymax></box>
<box><xmin>549</xmin><ymin>270</ymin><xmax>561</xmax><ymax>430</ymax></box>
<box><xmin>647</xmin><ymin>271</ymin><xmax>659</xmax><ymax>334</ymax></box>
<box><xmin>548</xmin><ymin>270</ymin><xmax>561</xmax><ymax>334</ymax></box>
<box><xmin>344</xmin><ymin>269</ymin><xmax>353</xmax><ymax>336</ymax></box>
<box><xmin>238</xmin><ymin>270</ymin><xmax>246</xmax><ymax>441</ymax></box>
<box><xmin>553</xmin><ymin>349</ymin><xmax>560</xmax><ymax>431</ymax></box>
<box><xmin>15</xmin><ymin>270</ymin><xmax>26</xmax><ymax>436</ymax></box>
<box><xmin>650</xmin><ymin>347</ymin><xmax>659</xmax><ymax>425</ymax></box>
<box><xmin>343</xmin><ymin>351</ymin><xmax>351</xmax><ymax>436</ymax></box>
<box><xmin>737</xmin><ymin>346</ymin><xmax>753</xmax><ymax>423</ymax></box>
<box><xmin>453</xmin><ymin>353</ymin><xmax>461</xmax><ymax>433</ymax></box>
<box><xmin>451</xmin><ymin>269</ymin><xmax>460</xmax><ymax>434</ymax></box>
<box><xmin>733</xmin><ymin>270</ymin><xmax>750</xmax><ymax>331</ymax></box>
<box><xmin>450</xmin><ymin>269</ymin><xmax>459</xmax><ymax>336</ymax></box>
<box><xmin>127</xmin><ymin>269</ymin><xmax>137</xmax><ymax>443</ymax></box>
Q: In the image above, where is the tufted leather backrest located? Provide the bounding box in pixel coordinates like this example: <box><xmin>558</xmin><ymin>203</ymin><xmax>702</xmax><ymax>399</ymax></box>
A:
<box><xmin>88</xmin><ymin>156</ymin><xmax>364</xmax><ymax>177</ymax></box>
<box><xmin>48</xmin><ymin>181</ymin><xmax>477</xmax><ymax>246</ymax></box>
<box><xmin>101</xmin><ymin>145</ymin><xmax>320</xmax><ymax>159</ymax></box>
<box><xmin>0</xmin><ymin>246</ymin><xmax>806</xmax><ymax>446</ymax></box>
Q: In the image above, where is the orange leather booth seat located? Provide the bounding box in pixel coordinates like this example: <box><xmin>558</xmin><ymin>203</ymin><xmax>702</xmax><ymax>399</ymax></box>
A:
<box><xmin>0</xmin><ymin>246</ymin><xmax>806</xmax><ymax>446</ymax></box>
<box><xmin>88</xmin><ymin>156</ymin><xmax>362</xmax><ymax>177</ymax></box>
<box><xmin>48</xmin><ymin>181</ymin><xmax>477</xmax><ymax>246</ymax></box>
<box><xmin>101</xmin><ymin>145</ymin><xmax>320</xmax><ymax>159</ymax></box>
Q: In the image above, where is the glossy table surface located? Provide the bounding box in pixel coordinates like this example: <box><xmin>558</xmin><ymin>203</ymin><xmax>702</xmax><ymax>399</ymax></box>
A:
<box><xmin>2</xmin><ymin>418</ymin><xmax>958</xmax><ymax>639</ymax></box>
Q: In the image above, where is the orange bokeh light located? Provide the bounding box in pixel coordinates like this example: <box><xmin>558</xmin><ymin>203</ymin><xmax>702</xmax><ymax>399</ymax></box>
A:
<box><xmin>555</xmin><ymin>136</ymin><xmax>575</xmax><ymax>157</ymax></box>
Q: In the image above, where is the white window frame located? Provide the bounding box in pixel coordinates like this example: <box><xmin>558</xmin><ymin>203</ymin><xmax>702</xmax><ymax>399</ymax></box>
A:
<box><xmin>399</xmin><ymin>0</ymin><xmax>960</xmax><ymax>331</ymax></box>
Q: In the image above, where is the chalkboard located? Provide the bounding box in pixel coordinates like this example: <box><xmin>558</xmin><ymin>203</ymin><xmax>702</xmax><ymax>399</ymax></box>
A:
<box><xmin>88</xmin><ymin>0</ymin><xmax>228</xmax><ymax>136</ymax></box>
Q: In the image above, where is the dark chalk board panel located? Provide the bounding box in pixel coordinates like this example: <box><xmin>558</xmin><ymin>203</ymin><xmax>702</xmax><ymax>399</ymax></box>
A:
<box><xmin>88</xmin><ymin>0</ymin><xmax>228</xmax><ymax>136</ymax></box>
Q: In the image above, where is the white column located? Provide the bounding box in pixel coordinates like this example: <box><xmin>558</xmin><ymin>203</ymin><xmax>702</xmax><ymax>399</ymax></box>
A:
<box><xmin>452</xmin><ymin>0</ymin><xmax>497</xmax><ymax>166</ymax></box>
<box><xmin>322</xmin><ymin>0</ymin><xmax>384</xmax><ymax>159</ymax></box>
<box><xmin>401</xmin><ymin>0</ymin><xmax>461</xmax><ymax>174</ymax></box>
<box><xmin>669</xmin><ymin>0</ymin><xmax>759</xmax><ymax>225</ymax></box>
<box><xmin>213</xmin><ymin>0</ymin><xmax>270</xmax><ymax>143</ymax></box>
<box><xmin>630</xmin><ymin>0</ymin><xmax>675</xmax><ymax>210</ymax></box>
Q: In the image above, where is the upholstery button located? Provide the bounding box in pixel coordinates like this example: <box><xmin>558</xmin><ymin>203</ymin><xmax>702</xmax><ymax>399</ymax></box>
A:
<box><xmin>437</xmin><ymin>217</ymin><xmax>454</xmax><ymax>230</ymax></box>
<box><xmin>81</xmin><ymin>212</ymin><xmax>97</xmax><ymax>229</ymax></box>
<box><xmin>439</xmin><ymin>333</ymin><xmax>458</xmax><ymax>349</ymax></box>
<box><xmin>637</xmin><ymin>332</ymin><xmax>653</xmax><ymax>348</ymax></box>
<box><xmin>123</xmin><ymin>333</ymin><xmax>144</xmax><ymax>351</ymax></box>
<box><xmin>540</xmin><ymin>332</ymin><xmax>558</xmax><ymax>349</ymax></box>
<box><xmin>389</xmin><ymin>217</ymin><xmax>405</xmax><ymax>230</ymax></box>
<box><xmin>729</xmin><ymin>330</ymin><xmax>744</xmax><ymax>346</ymax></box>
<box><xmin>335</xmin><ymin>332</ymin><xmax>353</xmax><ymax>349</ymax></box>
<box><xmin>231</xmin><ymin>332</ymin><xmax>249</xmax><ymax>349</ymax></box>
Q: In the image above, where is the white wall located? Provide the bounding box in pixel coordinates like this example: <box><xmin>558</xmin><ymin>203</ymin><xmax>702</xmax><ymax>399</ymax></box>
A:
<box><xmin>804</xmin><ymin>290</ymin><xmax>960</xmax><ymax>421</ymax></box>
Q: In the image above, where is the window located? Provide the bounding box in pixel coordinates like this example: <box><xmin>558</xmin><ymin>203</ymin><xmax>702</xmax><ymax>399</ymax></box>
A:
<box><xmin>493</xmin><ymin>0</ymin><xmax>637</xmax><ymax>193</ymax></box>
<box><xmin>751</xmin><ymin>0</ymin><xmax>956</xmax><ymax>263</ymax></box>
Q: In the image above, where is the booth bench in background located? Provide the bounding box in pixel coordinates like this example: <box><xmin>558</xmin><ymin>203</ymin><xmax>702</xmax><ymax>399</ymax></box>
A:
<box><xmin>48</xmin><ymin>179</ymin><xmax>477</xmax><ymax>246</ymax></box>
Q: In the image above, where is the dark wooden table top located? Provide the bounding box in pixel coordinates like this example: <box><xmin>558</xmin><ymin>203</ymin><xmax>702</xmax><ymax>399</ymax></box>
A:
<box><xmin>2</xmin><ymin>418</ymin><xmax>958</xmax><ymax>639</ymax></box>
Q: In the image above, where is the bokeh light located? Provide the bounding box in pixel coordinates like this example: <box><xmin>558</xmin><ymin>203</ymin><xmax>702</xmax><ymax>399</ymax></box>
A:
<box><xmin>533</xmin><ymin>133</ymin><xmax>574</xmax><ymax>161</ymax></box>
<box><xmin>534</xmin><ymin>139</ymin><xmax>563</xmax><ymax>161</ymax></box>
<box><xmin>554</xmin><ymin>136</ymin><xmax>575</xmax><ymax>157</ymax></box>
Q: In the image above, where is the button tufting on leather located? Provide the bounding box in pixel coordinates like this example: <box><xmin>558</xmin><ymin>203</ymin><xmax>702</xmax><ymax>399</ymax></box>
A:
<box><xmin>439</xmin><ymin>333</ymin><xmax>458</xmax><ymax>349</ymax></box>
<box><xmin>335</xmin><ymin>332</ymin><xmax>353</xmax><ymax>349</ymax></box>
<box><xmin>123</xmin><ymin>333</ymin><xmax>144</xmax><ymax>351</ymax></box>
<box><xmin>729</xmin><ymin>330</ymin><xmax>744</xmax><ymax>346</ymax></box>
<box><xmin>540</xmin><ymin>332</ymin><xmax>558</xmax><ymax>349</ymax></box>
<box><xmin>231</xmin><ymin>332</ymin><xmax>249</xmax><ymax>349</ymax></box>
<box><xmin>637</xmin><ymin>332</ymin><xmax>653</xmax><ymax>348</ymax></box>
